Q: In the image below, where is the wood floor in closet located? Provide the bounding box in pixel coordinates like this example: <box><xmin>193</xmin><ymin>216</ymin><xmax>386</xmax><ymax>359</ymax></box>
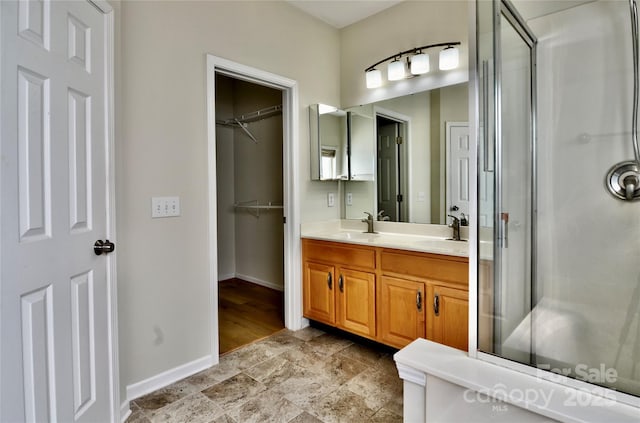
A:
<box><xmin>218</xmin><ymin>278</ymin><xmax>284</xmax><ymax>354</ymax></box>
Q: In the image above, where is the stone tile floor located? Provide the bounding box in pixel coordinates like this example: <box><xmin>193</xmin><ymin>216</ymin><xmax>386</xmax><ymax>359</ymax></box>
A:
<box><xmin>126</xmin><ymin>327</ymin><xmax>403</xmax><ymax>423</ymax></box>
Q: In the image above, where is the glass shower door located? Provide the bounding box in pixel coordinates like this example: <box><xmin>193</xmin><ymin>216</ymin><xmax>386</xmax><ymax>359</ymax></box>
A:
<box><xmin>479</xmin><ymin>0</ymin><xmax>536</xmax><ymax>364</ymax></box>
<box><xmin>495</xmin><ymin>3</ymin><xmax>535</xmax><ymax>364</ymax></box>
<box><xmin>478</xmin><ymin>0</ymin><xmax>640</xmax><ymax>402</ymax></box>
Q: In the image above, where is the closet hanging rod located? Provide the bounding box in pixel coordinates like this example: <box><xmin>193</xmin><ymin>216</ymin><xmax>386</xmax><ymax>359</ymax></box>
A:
<box><xmin>217</xmin><ymin>104</ymin><xmax>282</xmax><ymax>126</ymax></box>
<box><xmin>233</xmin><ymin>200</ymin><xmax>284</xmax><ymax>218</ymax></box>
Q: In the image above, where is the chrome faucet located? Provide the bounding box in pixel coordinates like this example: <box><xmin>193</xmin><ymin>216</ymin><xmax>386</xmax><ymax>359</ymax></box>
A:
<box><xmin>448</xmin><ymin>214</ymin><xmax>461</xmax><ymax>241</ymax></box>
<box><xmin>362</xmin><ymin>212</ymin><xmax>376</xmax><ymax>233</ymax></box>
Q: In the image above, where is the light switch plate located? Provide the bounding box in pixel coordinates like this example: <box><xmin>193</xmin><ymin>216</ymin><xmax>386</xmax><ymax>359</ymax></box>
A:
<box><xmin>152</xmin><ymin>196</ymin><xmax>181</xmax><ymax>218</ymax></box>
<box><xmin>327</xmin><ymin>192</ymin><xmax>335</xmax><ymax>207</ymax></box>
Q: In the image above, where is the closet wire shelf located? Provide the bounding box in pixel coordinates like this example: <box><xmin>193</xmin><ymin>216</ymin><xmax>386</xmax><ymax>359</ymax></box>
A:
<box><xmin>216</xmin><ymin>104</ymin><xmax>282</xmax><ymax>144</ymax></box>
<box><xmin>233</xmin><ymin>200</ymin><xmax>283</xmax><ymax>218</ymax></box>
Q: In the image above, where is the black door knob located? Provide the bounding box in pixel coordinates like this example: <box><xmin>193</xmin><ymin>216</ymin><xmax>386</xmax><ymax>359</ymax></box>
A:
<box><xmin>94</xmin><ymin>239</ymin><xmax>115</xmax><ymax>255</ymax></box>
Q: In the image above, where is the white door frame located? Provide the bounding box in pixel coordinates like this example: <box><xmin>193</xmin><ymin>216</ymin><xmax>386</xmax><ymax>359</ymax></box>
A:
<box><xmin>205</xmin><ymin>55</ymin><xmax>301</xmax><ymax>363</ymax></box>
<box><xmin>92</xmin><ymin>2</ymin><xmax>122</xmax><ymax>420</ymax></box>
<box><xmin>96</xmin><ymin>2</ymin><xmax>122</xmax><ymax>420</ymax></box>
<box><xmin>445</xmin><ymin>121</ymin><xmax>470</xmax><ymax>222</ymax></box>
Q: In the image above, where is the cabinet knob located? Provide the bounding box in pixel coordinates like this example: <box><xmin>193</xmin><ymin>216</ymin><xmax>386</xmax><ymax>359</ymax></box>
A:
<box><xmin>338</xmin><ymin>275</ymin><xmax>344</xmax><ymax>293</ymax></box>
<box><xmin>327</xmin><ymin>272</ymin><xmax>332</xmax><ymax>290</ymax></box>
<box><xmin>434</xmin><ymin>293</ymin><xmax>440</xmax><ymax>316</ymax></box>
<box><xmin>416</xmin><ymin>291</ymin><xmax>422</xmax><ymax>311</ymax></box>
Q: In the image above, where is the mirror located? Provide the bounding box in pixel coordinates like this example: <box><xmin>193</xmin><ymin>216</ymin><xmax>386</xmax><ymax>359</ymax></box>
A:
<box><xmin>309</xmin><ymin>104</ymin><xmax>348</xmax><ymax>180</ymax></box>
<box><xmin>309</xmin><ymin>104</ymin><xmax>376</xmax><ymax>181</ymax></box>
<box><xmin>343</xmin><ymin>82</ymin><xmax>469</xmax><ymax>224</ymax></box>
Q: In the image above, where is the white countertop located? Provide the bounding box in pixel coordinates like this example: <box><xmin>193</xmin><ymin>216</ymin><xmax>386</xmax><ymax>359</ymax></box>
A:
<box><xmin>300</xmin><ymin>219</ymin><xmax>471</xmax><ymax>258</ymax></box>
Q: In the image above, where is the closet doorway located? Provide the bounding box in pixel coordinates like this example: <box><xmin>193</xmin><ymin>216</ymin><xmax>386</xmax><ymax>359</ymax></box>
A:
<box><xmin>215</xmin><ymin>74</ymin><xmax>285</xmax><ymax>353</ymax></box>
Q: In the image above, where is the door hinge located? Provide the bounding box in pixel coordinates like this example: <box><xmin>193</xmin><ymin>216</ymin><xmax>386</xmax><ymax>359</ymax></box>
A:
<box><xmin>397</xmin><ymin>194</ymin><xmax>403</xmax><ymax>202</ymax></box>
<box><xmin>396</xmin><ymin>136</ymin><xmax>403</xmax><ymax>145</ymax></box>
<box><xmin>283</xmin><ymin>216</ymin><xmax>287</xmax><ymax>224</ymax></box>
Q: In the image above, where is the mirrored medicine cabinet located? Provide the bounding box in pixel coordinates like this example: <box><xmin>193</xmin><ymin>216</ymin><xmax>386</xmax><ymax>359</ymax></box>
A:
<box><xmin>309</xmin><ymin>103</ymin><xmax>375</xmax><ymax>181</ymax></box>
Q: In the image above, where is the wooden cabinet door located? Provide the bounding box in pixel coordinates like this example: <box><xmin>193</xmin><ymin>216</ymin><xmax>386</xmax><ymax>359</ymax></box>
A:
<box><xmin>379</xmin><ymin>276</ymin><xmax>425</xmax><ymax>349</ymax></box>
<box><xmin>303</xmin><ymin>261</ymin><xmax>335</xmax><ymax>324</ymax></box>
<box><xmin>336</xmin><ymin>267</ymin><xmax>376</xmax><ymax>339</ymax></box>
<box><xmin>427</xmin><ymin>284</ymin><xmax>468</xmax><ymax>351</ymax></box>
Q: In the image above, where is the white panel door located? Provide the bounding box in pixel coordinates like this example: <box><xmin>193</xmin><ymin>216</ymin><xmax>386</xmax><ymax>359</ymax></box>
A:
<box><xmin>446</xmin><ymin>122</ymin><xmax>470</xmax><ymax>221</ymax></box>
<box><xmin>1</xmin><ymin>1</ymin><xmax>114</xmax><ymax>422</ymax></box>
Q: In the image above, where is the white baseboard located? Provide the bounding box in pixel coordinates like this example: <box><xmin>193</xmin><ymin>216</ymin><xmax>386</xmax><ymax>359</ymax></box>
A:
<box><xmin>126</xmin><ymin>354</ymin><xmax>214</xmax><ymax>403</ymax></box>
<box><xmin>120</xmin><ymin>400</ymin><xmax>131</xmax><ymax>423</ymax></box>
<box><xmin>235</xmin><ymin>273</ymin><xmax>284</xmax><ymax>292</ymax></box>
<box><xmin>218</xmin><ymin>273</ymin><xmax>235</xmax><ymax>282</ymax></box>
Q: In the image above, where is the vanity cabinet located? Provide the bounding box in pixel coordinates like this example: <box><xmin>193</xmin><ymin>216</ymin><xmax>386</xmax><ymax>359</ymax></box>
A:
<box><xmin>302</xmin><ymin>239</ymin><xmax>376</xmax><ymax>339</ymax></box>
<box><xmin>302</xmin><ymin>238</ymin><xmax>469</xmax><ymax>350</ymax></box>
<box><xmin>302</xmin><ymin>261</ymin><xmax>335</xmax><ymax>324</ymax></box>
<box><xmin>379</xmin><ymin>249</ymin><xmax>468</xmax><ymax>350</ymax></box>
<box><xmin>378</xmin><ymin>276</ymin><xmax>426</xmax><ymax>349</ymax></box>
<box><xmin>427</xmin><ymin>284</ymin><xmax>469</xmax><ymax>351</ymax></box>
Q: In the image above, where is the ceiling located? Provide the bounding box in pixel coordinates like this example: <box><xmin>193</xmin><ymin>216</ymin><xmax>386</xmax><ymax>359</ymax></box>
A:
<box><xmin>286</xmin><ymin>0</ymin><xmax>404</xmax><ymax>29</ymax></box>
<box><xmin>512</xmin><ymin>0</ymin><xmax>596</xmax><ymax>21</ymax></box>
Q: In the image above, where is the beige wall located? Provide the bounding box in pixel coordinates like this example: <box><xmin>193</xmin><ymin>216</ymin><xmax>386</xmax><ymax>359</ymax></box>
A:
<box><xmin>117</xmin><ymin>0</ymin><xmax>340</xmax><ymax>390</ymax></box>
<box><xmin>116</xmin><ymin>0</ymin><xmax>470</xmax><ymax>400</ymax></box>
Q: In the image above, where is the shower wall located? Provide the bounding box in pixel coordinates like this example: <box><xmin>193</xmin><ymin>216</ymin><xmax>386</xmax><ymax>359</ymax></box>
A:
<box><xmin>216</xmin><ymin>75</ymin><xmax>284</xmax><ymax>290</ymax></box>
<box><xmin>528</xmin><ymin>1</ymin><xmax>640</xmax><ymax>393</ymax></box>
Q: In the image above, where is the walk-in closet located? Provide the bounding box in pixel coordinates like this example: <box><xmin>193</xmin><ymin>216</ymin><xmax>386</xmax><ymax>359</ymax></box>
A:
<box><xmin>215</xmin><ymin>74</ymin><xmax>285</xmax><ymax>354</ymax></box>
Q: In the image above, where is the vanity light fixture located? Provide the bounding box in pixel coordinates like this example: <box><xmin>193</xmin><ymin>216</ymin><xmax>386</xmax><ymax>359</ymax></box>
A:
<box><xmin>387</xmin><ymin>58</ymin><xmax>406</xmax><ymax>81</ymax></box>
<box><xmin>365</xmin><ymin>68</ymin><xmax>383</xmax><ymax>89</ymax></box>
<box><xmin>410</xmin><ymin>51</ymin><xmax>430</xmax><ymax>75</ymax></box>
<box><xmin>364</xmin><ymin>41</ymin><xmax>461</xmax><ymax>88</ymax></box>
<box><xmin>439</xmin><ymin>45</ymin><xmax>460</xmax><ymax>70</ymax></box>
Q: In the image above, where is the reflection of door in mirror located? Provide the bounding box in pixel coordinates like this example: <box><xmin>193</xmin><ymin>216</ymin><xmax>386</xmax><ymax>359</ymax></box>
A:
<box><xmin>446</xmin><ymin>122</ymin><xmax>470</xmax><ymax>224</ymax></box>
<box><xmin>377</xmin><ymin>116</ymin><xmax>407</xmax><ymax>222</ymax></box>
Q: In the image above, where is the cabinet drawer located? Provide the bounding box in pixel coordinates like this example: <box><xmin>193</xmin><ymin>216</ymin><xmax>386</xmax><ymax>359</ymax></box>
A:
<box><xmin>303</xmin><ymin>239</ymin><xmax>376</xmax><ymax>270</ymax></box>
<box><xmin>380</xmin><ymin>249</ymin><xmax>468</xmax><ymax>285</ymax></box>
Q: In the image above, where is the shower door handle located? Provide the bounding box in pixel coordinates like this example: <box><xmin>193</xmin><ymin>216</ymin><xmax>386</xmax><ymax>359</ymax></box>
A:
<box><xmin>501</xmin><ymin>212</ymin><xmax>509</xmax><ymax>248</ymax></box>
<box><xmin>482</xmin><ymin>60</ymin><xmax>493</xmax><ymax>172</ymax></box>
